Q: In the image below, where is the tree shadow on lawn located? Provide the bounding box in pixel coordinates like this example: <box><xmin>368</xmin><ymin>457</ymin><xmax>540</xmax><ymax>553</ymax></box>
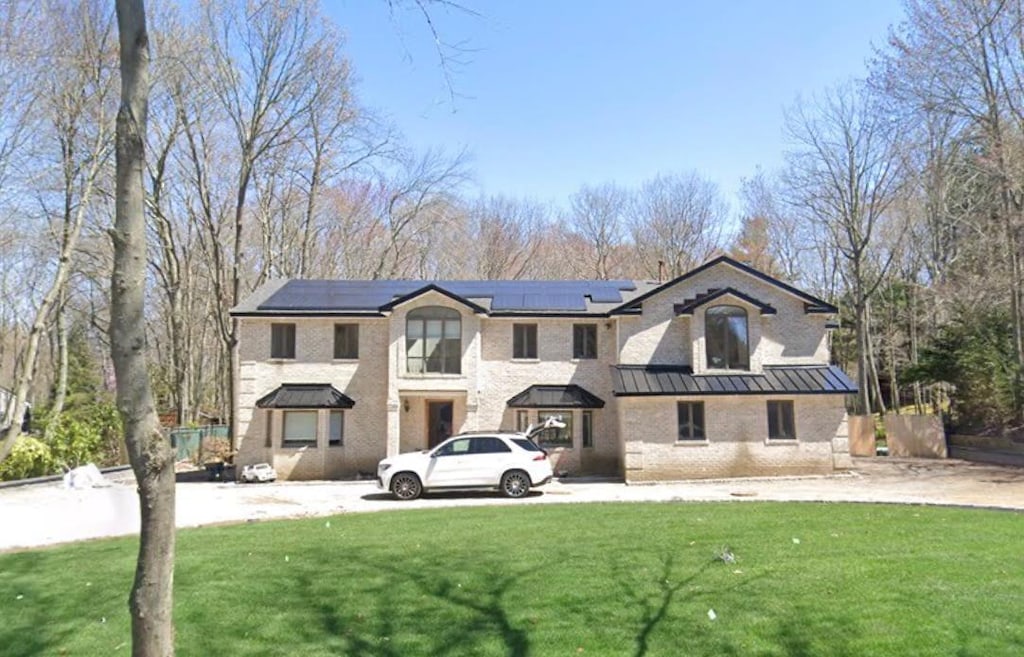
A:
<box><xmin>322</xmin><ymin>553</ymin><xmax>541</xmax><ymax>657</ymax></box>
<box><xmin>0</xmin><ymin>547</ymin><xmax>128</xmax><ymax>657</ymax></box>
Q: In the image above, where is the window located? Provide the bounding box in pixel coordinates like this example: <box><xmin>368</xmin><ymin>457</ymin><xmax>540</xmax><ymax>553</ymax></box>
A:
<box><xmin>271</xmin><ymin>323</ymin><xmax>296</xmax><ymax>359</ymax></box>
<box><xmin>767</xmin><ymin>401</ymin><xmax>796</xmax><ymax>440</ymax></box>
<box><xmin>513</xmin><ymin>323</ymin><xmax>538</xmax><ymax>359</ymax></box>
<box><xmin>573</xmin><ymin>324</ymin><xmax>598</xmax><ymax>359</ymax></box>
<box><xmin>435</xmin><ymin>437</ymin><xmax>472</xmax><ymax>456</ymax></box>
<box><xmin>264</xmin><ymin>409</ymin><xmax>273</xmax><ymax>448</ymax></box>
<box><xmin>407</xmin><ymin>307</ymin><xmax>461</xmax><ymax>374</ymax></box>
<box><xmin>677</xmin><ymin>402</ymin><xmax>705</xmax><ymax>441</ymax></box>
<box><xmin>515</xmin><ymin>410</ymin><xmax>530</xmax><ymax>432</ymax></box>
<box><xmin>705</xmin><ymin>305</ymin><xmax>749</xmax><ymax>370</ymax></box>
<box><xmin>329</xmin><ymin>410</ymin><xmax>344</xmax><ymax>446</ymax></box>
<box><xmin>537</xmin><ymin>411</ymin><xmax>572</xmax><ymax>447</ymax></box>
<box><xmin>282</xmin><ymin>410</ymin><xmax>317</xmax><ymax>446</ymax></box>
<box><xmin>333</xmin><ymin>324</ymin><xmax>359</xmax><ymax>359</ymax></box>
<box><xmin>471</xmin><ymin>437</ymin><xmax>512</xmax><ymax>454</ymax></box>
<box><xmin>582</xmin><ymin>410</ymin><xmax>594</xmax><ymax>448</ymax></box>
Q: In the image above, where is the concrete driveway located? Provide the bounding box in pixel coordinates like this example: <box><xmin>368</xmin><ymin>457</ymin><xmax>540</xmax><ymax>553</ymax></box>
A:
<box><xmin>1</xmin><ymin>457</ymin><xmax>1021</xmax><ymax>552</ymax></box>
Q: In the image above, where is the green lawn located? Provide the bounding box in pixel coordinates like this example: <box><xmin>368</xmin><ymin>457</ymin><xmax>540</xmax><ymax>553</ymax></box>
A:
<box><xmin>1</xmin><ymin>502</ymin><xmax>1021</xmax><ymax>656</ymax></box>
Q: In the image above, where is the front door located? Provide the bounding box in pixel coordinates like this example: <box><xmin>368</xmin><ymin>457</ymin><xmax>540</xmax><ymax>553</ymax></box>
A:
<box><xmin>427</xmin><ymin>401</ymin><xmax>453</xmax><ymax>448</ymax></box>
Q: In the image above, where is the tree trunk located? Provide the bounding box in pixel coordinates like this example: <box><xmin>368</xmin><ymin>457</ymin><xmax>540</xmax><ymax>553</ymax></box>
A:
<box><xmin>113</xmin><ymin>2</ymin><xmax>176</xmax><ymax>656</ymax></box>
<box><xmin>44</xmin><ymin>295</ymin><xmax>69</xmax><ymax>443</ymax></box>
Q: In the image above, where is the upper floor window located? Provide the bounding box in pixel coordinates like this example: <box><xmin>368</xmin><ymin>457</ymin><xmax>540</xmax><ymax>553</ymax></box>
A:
<box><xmin>271</xmin><ymin>323</ymin><xmax>296</xmax><ymax>359</ymax></box>
<box><xmin>513</xmin><ymin>323</ymin><xmax>537</xmax><ymax>359</ymax></box>
<box><xmin>407</xmin><ymin>306</ymin><xmax>461</xmax><ymax>374</ymax></box>
<box><xmin>705</xmin><ymin>305</ymin><xmax>749</xmax><ymax>370</ymax></box>
<box><xmin>334</xmin><ymin>324</ymin><xmax>359</xmax><ymax>359</ymax></box>
<box><xmin>573</xmin><ymin>324</ymin><xmax>598</xmax><ymax>359</ymax></box>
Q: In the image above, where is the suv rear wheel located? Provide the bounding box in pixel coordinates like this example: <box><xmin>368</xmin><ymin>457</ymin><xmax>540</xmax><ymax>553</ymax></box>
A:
<box><xmin>500</xmin><ymin>470</ymin><xmax>531</xmax><ymax>499</ymax></box>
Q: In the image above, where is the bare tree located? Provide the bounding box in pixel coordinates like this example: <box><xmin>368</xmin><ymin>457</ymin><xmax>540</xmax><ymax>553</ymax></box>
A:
<box><xmin>783</xmin><ymin>82</ymin><xmax>907</xmax><ymax>414</ymax></box>
<box><xmin>569</xmin><ymin>183</ymin><xmax>627</xmax><ymax>280</ymax></box>
<box><xmin>629</xmin><ymin>172</ymin><xmax>728</xmax><ymax>279</ymax></box>
<box><xmin>1</xmin><ymin>1</ymin><xmax>117</xmax><ymax>459</ymax></box>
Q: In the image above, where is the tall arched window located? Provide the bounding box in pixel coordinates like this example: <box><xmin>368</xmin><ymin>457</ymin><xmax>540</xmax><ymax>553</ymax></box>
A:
<box><xmin>407</xmin><ymin>306</ymin><xmax>461</xmax><ymax>374</ymax></box>
<box><xmin>705</xmin><ymin>305</ymin><xmax>749</xmax><ymax>370</ymax></box>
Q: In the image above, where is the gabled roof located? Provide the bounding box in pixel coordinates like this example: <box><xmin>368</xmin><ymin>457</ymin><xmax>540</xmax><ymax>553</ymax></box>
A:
<box><xmin>673</xmin><ymin>287</ymin><xmax>777</xmax><ymax>316</ymax></box>
<box><xmin>506</xmin><ymin>384</ymin><xmax>606</xmax><ymax>409</ymax></box>
<box><xmin>379</xmin><ymin>284</ymin><xmax>488</xmax><ymax>314</ymax></box>
<box><xmin>230</xmin><ymin>279</ymin><xmax>642</xmax><ymax>317</ymax></box>
<box><xmin>256</xmin><ymin>384</ymin><xmax>356</xmax><ymax>409</ymax></box>
<box><xmin>610</xmin><ymin>365</ymin><xmax>856</xmax><ymax>396</ymax></box>
<box><xmin>611</xmin><ymin>256</ymin><xmax>837</xmax><ymax>315</ymax></box>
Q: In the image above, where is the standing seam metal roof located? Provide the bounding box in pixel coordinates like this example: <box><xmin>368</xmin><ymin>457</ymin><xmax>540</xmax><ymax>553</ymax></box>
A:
<box><xmin>610</xmin><ymin>365</ymin><xmax>857</xmax><ymax>396</ymax></box>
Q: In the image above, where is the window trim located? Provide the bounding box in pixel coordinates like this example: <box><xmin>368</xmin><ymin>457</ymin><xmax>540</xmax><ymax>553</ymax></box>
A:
<box><xmin>512</xmin><ymin>323</ymin><xmax>538</xmax><ymax>360</ymax></box>
<box><xmin>676</xmin><ymin>401</ymin><xmax>706</xmax><ymax>442</ymax></box>
<box><xmin>515</xmin><ymin>410</ymin><xmax>530</xmax><ymax>433</ymax></box>
<box><xmin>333</xmin><ymin>323</ymin><xmax>359</xmax><ymax>360</ymax></box>
<box><xmin>406</xmin><ymin>306</ymin><xmax>462</xmax><ymax>375</ymax></box>
<box><xmin>766</xmin><ymin>400</ymin><xmax>796</xmax><ymax>441</ymax></box>
<box><xmin>270</xmin><ymin>323</ymin><xmax>296</xmax><ymax>360</ymax></box>
<box><xmin>704</xmin><ymin>305</ymin><xmax>749</xmax><ymax>371</ymax></box>
<box><xmin>328</xmin><ymin>410</ymin><xmax>344</xmax><ymax>447</ymax></box>
<box><xmin>573</xmin><ymin>323</ymin><xmax>598</xmax><ymax>360</ymax></box>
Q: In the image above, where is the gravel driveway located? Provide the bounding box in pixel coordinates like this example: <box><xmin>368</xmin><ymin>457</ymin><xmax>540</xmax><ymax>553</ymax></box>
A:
<box><xmin>2</xmin><ymin>457</ymin><xmax>1021</xmax><ymax>552</ymax></box>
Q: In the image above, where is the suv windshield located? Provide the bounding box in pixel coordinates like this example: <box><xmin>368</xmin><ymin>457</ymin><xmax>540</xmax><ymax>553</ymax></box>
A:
<box><xmin>511</xmin><ymin>438</ymin><xmax>543</xmax><ymax>452</ymax></box>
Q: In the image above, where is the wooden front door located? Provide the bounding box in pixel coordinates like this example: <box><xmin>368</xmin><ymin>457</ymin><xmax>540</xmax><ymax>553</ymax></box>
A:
<box><xmin>427</xmin><ymin>401</ymin><xmax>454</xmax><ymax>448</ymax></box>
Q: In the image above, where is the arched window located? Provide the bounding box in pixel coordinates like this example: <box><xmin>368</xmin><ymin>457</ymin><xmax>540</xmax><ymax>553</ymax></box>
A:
<box><xmin>705</xmin><ymin>305</ymin><xmax>749</xmax><ymax>370</ymax></box>
<box><xmin>407</xmin><ymin>306</ymin><xmax>461</xmax><ymax>374</ymax></box>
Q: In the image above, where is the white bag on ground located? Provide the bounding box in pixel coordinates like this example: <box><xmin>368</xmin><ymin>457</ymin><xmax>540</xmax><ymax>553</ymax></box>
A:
<box><xmin>63</xmin><ymin>463</ymin><xmax>109</xmax><ymax>489</ymax></box>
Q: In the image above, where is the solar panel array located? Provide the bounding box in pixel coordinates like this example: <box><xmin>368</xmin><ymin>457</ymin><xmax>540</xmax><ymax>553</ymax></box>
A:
<box><xmin>258</xmin><ymin>279</ymin><xmax>638</xmax><ymax>312</ymax></box>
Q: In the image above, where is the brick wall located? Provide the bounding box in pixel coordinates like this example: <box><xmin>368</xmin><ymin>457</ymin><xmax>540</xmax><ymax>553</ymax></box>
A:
<box><xmin>619</xmin><ymin>395</ymin><xmax>848</xmax><ymax>481</ymax></box>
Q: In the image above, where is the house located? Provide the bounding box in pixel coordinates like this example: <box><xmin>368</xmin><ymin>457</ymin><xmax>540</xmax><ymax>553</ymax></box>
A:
<box><xmin>230</xmin><ymin>256</ymin><xmax>856</xmax><ymax>482</ymax></box>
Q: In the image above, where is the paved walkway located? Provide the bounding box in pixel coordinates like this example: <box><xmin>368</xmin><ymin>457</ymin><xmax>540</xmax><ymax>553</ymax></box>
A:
<box><xmin>1</xmin><ymin>457</ymin><xmax>1021</xmax><ymax>552</ymax></box>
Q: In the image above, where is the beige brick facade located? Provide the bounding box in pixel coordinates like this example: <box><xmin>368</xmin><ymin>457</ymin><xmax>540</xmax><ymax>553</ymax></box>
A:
<box><xmin>233</xmin><ymin>260</ymin><xmax>853</xmax><ymax>481</ymax></box>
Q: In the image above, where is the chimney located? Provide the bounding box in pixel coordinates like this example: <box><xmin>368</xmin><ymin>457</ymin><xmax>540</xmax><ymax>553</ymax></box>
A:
<box><xmin>657</xmin><ymin>260</ymin><xmax>666</xmax><ymax>283</ymax></box>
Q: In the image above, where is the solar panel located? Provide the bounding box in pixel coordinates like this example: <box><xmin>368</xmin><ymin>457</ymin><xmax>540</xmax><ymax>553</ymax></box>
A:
<box><xmin>257</xmin><ymin>278</ymin><xmax>639</xmax><ymax>312</ymax></box>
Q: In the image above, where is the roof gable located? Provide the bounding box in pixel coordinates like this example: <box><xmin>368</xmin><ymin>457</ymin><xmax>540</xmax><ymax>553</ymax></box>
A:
<box><xmin>611</xmin><ymin>256</ymin><xmax>837</xmax><ymax>315</ymax></box>
<box><xmin>379</xmin><ymin>284</ymin><xmax>487</xmax><ymax>314</ymax></box>
<box><xmin>673</xmin><ymin>287</ymin><xmax>777</xmax><ymax>316</ymax></box>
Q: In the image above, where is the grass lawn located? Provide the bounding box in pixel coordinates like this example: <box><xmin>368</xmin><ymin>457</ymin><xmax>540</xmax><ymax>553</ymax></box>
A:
<box><xmin>1</xmin><ymin>502</ymin><xmax>1021</xmax><ymax>656</ymax></box>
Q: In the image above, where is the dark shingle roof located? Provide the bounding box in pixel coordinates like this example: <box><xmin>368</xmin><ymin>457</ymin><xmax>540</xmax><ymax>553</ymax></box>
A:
<box><xmin>610</xmin><ymin>365</ymin><xmax>856</xmax><ymax>396</ymax></box>
<box><xmin>255</xmin><ymin>384</ymin><xmax>355</xmax><ymax>409</ymax></box>
<box><xmin>242</xmin><ymin>279</ymin><xmax>639</xmax><ymax>315</ymax></box>
<box><xmin>506</xmin><ymin>384</ymin><xmax>606</xmax><ymax>409</ymax></box>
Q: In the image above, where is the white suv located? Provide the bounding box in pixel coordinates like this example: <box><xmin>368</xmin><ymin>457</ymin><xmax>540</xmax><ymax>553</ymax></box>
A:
<box><xmin>376</xmin><ymin>422</ymin><xmax>559</xmax><ymax>500</ymax></box>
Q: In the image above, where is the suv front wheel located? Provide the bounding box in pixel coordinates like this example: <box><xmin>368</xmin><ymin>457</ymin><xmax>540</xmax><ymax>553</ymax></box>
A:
<box><xmin>500</xmin><ymin>470</ymin><xmax>531</xmax><ymax>499</ymax></box>
<box><xmin>390</xmin><ymin>472</ymin><xmax>422</xmax><ymax>501</ymax></box>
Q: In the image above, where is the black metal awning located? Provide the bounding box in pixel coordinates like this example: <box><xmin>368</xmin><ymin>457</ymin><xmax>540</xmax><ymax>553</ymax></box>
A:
<box><xmin>506</xmin><ymin>384</ymin><xmax>606</xmax><ymax>409</ymax></box>
<box><xmin>256</xmin><ymin>384</ymin><xmax>355</xmax><ymax>409</ymax></box>
<box><xmin>610</xmin><ymin>365</ymin><xmax>856</xmax><ymax>396</ymax></box>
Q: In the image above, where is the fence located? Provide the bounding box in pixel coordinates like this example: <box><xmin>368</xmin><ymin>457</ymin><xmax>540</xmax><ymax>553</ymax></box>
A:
<box><xmin>947</xmin><ymin>433</ymin><xmax>1024</xmax><ymax>467</ymax></box>
<box><xmin>169</xmin><ymin>425</ymin><xmax>229</xmax><ymax>463</ymax></box>
<box><xmin>848</xmin><ymin>414</ymin><xmax>947</xmax><ymax>458</ymax></box>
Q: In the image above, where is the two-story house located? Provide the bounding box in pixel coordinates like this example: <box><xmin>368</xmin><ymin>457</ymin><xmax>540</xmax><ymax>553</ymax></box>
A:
<box><xmin>230</xmin><ymin>256</ymin><xmax>856</xmax><ymax>481</ymax></box>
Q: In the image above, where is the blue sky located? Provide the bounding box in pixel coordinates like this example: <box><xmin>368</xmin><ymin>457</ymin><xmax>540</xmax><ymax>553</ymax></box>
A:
<box><xmin>331</xmin><ymin>1</ymin><xmax>905</xmax><ymax>213</ymax></box>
